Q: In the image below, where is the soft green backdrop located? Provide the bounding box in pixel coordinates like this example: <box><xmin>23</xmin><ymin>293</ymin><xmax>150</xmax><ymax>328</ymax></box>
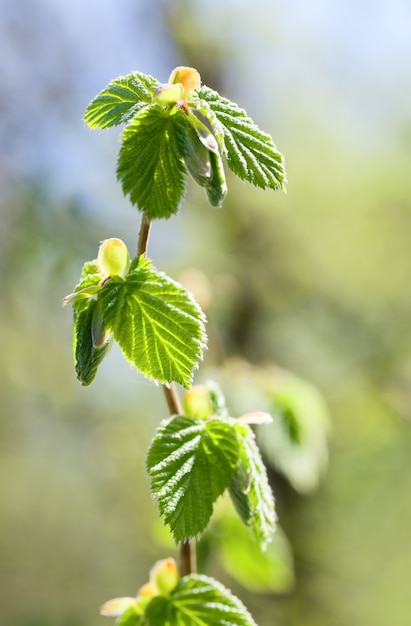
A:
<box><xmin>1</xmin><ymin>1</ymin><xmax>411</xmax><ymax>625</ymax></box>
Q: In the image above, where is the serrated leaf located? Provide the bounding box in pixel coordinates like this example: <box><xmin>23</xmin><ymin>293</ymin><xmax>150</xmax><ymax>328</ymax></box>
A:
<box><xmin>73</xmin><ymin>261</ymin><xmax>103</xmax><ymax>295</ymax></box>
<box><xmin>144</xmin><ymin>596</ymin><xmax>173</xmax><ymax>625</ymax></box>
<box><xmin>146</xmin><ymin>415</ymin><xmax>239</xmax><ymax>542</ymax></box>
<box><xmin>84</xmin><ymin>72</ymin><xmax>158</xmax><ymax>129</ymax></box>
<box><xmin>73</xmin><ymin>298</ymin><xmax>111</xmax><ymax>386</ymax></box>
<box><xmin>206</xmin><ymin>150</ymin><xmax>227</xmax><ymax>208</ymax></box>
<box><xmin>117</xmin><ymin>106</ymin><xmax>189</xmax><ymax>219</ymax></box>
<box><xmin>99</xmin><ymin>257</ymin><xmax>206</xmax><ymax>388</ymax></box>
<box><xmin>230</xmin><ymin>424</ymin><xmax>276</xmax><ymax>550</ymax></box>
<box><xmin>183</xmin><ymin>125</ymin><xmax>212</xmax><ymax>187</ymax></box>
<box><xmin>170</xmin><ymin>574</ymin><xmax>258</xmax><ymax>626</ymax></box>
<box><xmin>62</xmin><ymin>283</ymin><xmax>101</xmax><ymax>306</ymax></box>
<box><xmin>197</xmin><ymin>86</ymin><xmax>286</xmax><ymax>191</ymax></box>
<box><xmin>66</xmin><ymin>261</ymin><xmax>108</xmax><ymax>385</ymax></box>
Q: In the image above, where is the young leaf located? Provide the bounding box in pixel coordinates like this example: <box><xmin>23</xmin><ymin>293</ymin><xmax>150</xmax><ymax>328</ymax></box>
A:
<box><xmin>230</xmin><ymin>424</ymin><xmax>276</xmax><ymax>550</ymax></box>
<box><xmin>146</xmin><ymin>415</ymin><xmax>239</xmax><ymax>542</ymax></box>
<box><xmin>98</xmin><ymin>257</ymin><xmax>206</xmax><ymax>388</ymax></box>
<box><xmin>100</xmin><ymin>597</ymin><xmax>137</xmax><ymax>617</ymax></box>
<box><xmin>66</xmin><ymin>261</ymin><xmax>108</xmax><ymax>386</ymax></box>
<box><xmin>73</xmin><ymin>298</ymin><xmax>112</xmax><ymax>386</ymax></box>
<box><xmin>116</xmin><ymin>606</ymin><xmax>143</xmax><ymax>626</ymax></box>
<box><xmin>73</xmin><ymin>260</ymin><xmax>104</xmax><ymax>291</ymax></box>
<box><xmin>206</xmin><ymin>150</ymin><xmax>227</xmax><ymax>208</ymax></box>
<box><xmin>171</xmin><ymin>574</ymin><xmax>258</xmax><ymax>626</ymax></box>
<box><xmin>84</xmin><ymin>72</ymin><xmax>158</xmax><ymax>129</ymax></box>
<box><xmin>197</xmin><ymin>85</ymin><xmax>287</xmax><ymax>191</ymax></box>
<box><xmin>183</xmin><ymin>125</ymin><xmax>212</xmax><ymax>187</ymax></box>
<box><xmin>117</xmin><ymin>106</ymin><xmax>189</xmax><ymax>219</ymax></box>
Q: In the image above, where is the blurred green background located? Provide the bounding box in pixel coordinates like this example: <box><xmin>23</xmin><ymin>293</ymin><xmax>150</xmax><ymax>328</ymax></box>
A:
<box><xmin>1</xmin><ymin>1</ymin><xmax>411</xmax><ymax>625</ymax></box>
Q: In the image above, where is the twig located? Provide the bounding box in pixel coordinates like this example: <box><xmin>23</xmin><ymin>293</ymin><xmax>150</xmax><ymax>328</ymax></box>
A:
<box><xmin>137</xmin><ymin>213</ymin><xmax>151</xmax><ymax>257</ymax></box>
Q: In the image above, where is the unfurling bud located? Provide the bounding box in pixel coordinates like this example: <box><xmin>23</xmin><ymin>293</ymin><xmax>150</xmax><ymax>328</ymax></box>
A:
<box><xmin>136</xmin><ymin>558</ymin><xmax>179</xmax><ymax>599</ymax></box>
<box><xmin>97</xmin><ymin>238</ymin><xmax>130</xmax><ymax>278</ymax></box>
<box><xmin>168</xmin><ymin>66</ymin><xmax>201</xmax><ymax>93</ymax></box>
<box><xmin>206</xmin><ymin>151</ymin><xmax>227</xmax><ymax>208</ymax></box>
<box><xmin>153</xmin><ymin>82</ymin><xmax>184</xmax><ymax>106</ymax></box>
<box><xmin>91</xmin><ymin>300</ymin><xmax>111</xmax><ymax>349</ymax></box>
<box><xmin>183</xmin><ymin>385</ymin><xmax>214</xmax><ymax>420</ymax></box>
<box><xmin>184</xmin><ymin>126</ymin><xmax>212</xmax><ymax>186</ymax></box>
<box><xmin>149</xmin><ymin>558</ymin><xmax>179</xmax><ymax>596</ymax></box>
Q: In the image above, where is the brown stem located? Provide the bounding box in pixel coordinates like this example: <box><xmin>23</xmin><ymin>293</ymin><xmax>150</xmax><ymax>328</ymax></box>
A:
<box><xmin>162</xmin><ymin>383</ymin><xmax>183</xmax><ymax>415</ymax></box>
<box><xmin>180</xmin><ymin>539</ymin><xmax>197</xmax><ymax>577</ymax></box>
<box><xmin>137</xmin><ymin>213</ymin><xmax>151</xmax><ymax>257</ymax></box>
<box><xmin>137</xmin><ymin>213</ymin><xmax>196</xmax><ymax>576</ymax></box>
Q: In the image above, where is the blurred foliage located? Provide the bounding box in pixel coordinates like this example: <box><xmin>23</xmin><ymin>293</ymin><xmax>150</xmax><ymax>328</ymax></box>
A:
<box><xmin>2</xmin><ymin>1</ymin><xmax>411</xmax><ymax>626</ymax></box>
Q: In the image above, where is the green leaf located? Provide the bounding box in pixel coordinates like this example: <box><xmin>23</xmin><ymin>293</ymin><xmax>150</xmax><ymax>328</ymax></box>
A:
<box><xmin>256</xmin><ymin>369</ymin><xmax>330</xmax><ymax>493</ymax></box>
<box><xmin>170</xmin><ymin>574</ymin><xmax>257</xmax><ymax>626</ymax></box>
<box><xmin>205</xmin><ymin>150</ymin><xmax>227</xmax><ymax>208</ymax></box>
<box><xmin>216</xmin><ymin>511</ymin><xmax>294</xmax><ymax>594</ymax></box>
<box><xmin>197</xmin><ymin>86</ymin><xmax>286</xmax><ymax>191</ymax></box>
<box><xmin>73</xmin><ymin>298</ymin><xmax>111</xmax><ymax>386</ymax></box>
<box><xmin>67</xmin><ymin>261</ymin><xmax>109</xmax><ymax>385</ymax></box>
<box><xmin>183</xmin><ymin>125</ymin><xmax>212</xmax><ymax>187</ymax></box>
<box><xmin>117</xmin><ymin>606</ymin><xmax>143</xmax><ymax>626</ymax></box>
<box><xmin>146</xmin><ymin>415</ymin><xmax>239</xmax><ymax>542</ymax></box>
<box><xmin>117</xmin><ymin>106</ymin><xmax>189</xmax><ymax>219</ymax></box>
<box><xmin>230</xmin><ymin>424</ymin><xmax>276</xmax><ymax>550</ymax></box>
<box><xmin>84</xmin><ymin>72</ymin><xmax>158</xmax><ymax>129</ymax></box>
<box><xmin>144</xmin><ymin>596</ymin><xmax>173</xmax><ymax>625</ymax></box>
<box><xmin>206</xmin><ymin>380</ymin><xmax>229</xmax><ymax>418</ymax></box>
<box><xmin>72</xmin><ymin>261</ymin><xmax>103</xmax><ymax>294</ymax></box>
<box><xmin>99</xmin><ymin>257</ymin><xmax>206</xmax><ymax>388</ymax></box>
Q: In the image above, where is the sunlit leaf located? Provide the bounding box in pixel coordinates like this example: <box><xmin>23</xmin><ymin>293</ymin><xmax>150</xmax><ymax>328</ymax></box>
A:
<box><xmin>73</xmin><ymin>298</ymin><xmax>112</xmax><ymax>386</ymax></box>
<box><xmin>99</xmin><ymin>257</ymin><xmax>206</xmax><ymax>388</ymax></box>
<box><xmin>84</xmin><ymin>72</ymin><xmax>158</xmax><ymax>129</ymax></box>
<box><xmin>171</xmin><ymin>574</ymin><xmax>257</xmax><ymax>626</ymax></box>
<box><xmin>100</xmin><ymin>597</ymin><xmax>137</xmax><ymax>617</ymax></box>
<box><xmin>66</xmin><ymin>261</ymin><xmax>109</xmax><ymax>385</ymax></box>
<box><xmin>230</xmin><ymin>423</ymin><xmax>276</xmax><ymax>550</ymax></box>
<box><xmin>147</xmin><ymin>415</ymin><xmax>239</xmax><ymax>542</ymax></box>
<box><xmin>117</xmin><ymin>106</ymin><xmax>189</xmax><ymax>219</ymax></box>
<box><xmin>197</xmin><ymin>86</ymin><xmax>286</xmax><ymax>191</ymax></box>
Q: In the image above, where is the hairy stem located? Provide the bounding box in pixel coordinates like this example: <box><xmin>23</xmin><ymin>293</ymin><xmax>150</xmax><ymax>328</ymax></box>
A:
<box><xmin>137</xmin><ymin>213</ymin><xmax>151</xmax><ymax>257</ymax></box>
<box><xmin>180</xmin><ymin>539</ymin><xmax>197</xmax><ymax>577</ymax></box>
<box><xmin>137</xmin><ymin>213</ymin><xmax>197</xmax><ymax>576</ymax></box>
<box><xmin>162</xmin><ymin>383</ymin><xmax>183</xmax><ymax>415</ymax></box>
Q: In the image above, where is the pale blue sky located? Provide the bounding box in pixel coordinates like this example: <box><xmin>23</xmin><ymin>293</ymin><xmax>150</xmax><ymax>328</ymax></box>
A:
<box><xmin>1</xmin><ymin>0</ymin><xmax>410</xmax><ymax>198</ymax></box>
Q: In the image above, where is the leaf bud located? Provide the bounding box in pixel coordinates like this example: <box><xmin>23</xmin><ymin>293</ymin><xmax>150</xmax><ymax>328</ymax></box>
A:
<box><xmin>149</xmin><ymin>558</ymin><xmax>179</xmax><ymax>596</ymax></box>
<box><xmin>183</xmin><ymin>385</ymin><xmax>214</xmax><ymax>420</ymax></box>
<box><xmin>153</xmin><ymin>82</ymin><xmax>184</xmax><ymax>106</ymax></box>
<box><xmin>97</xmin><ymin>238</ymin><xmax>130</xmax><ymax>278</ymax></box>
<box><xmin>168</xmin><ymin>66</ymin><xmax>201</xmax><ymax>93</ymax></box>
